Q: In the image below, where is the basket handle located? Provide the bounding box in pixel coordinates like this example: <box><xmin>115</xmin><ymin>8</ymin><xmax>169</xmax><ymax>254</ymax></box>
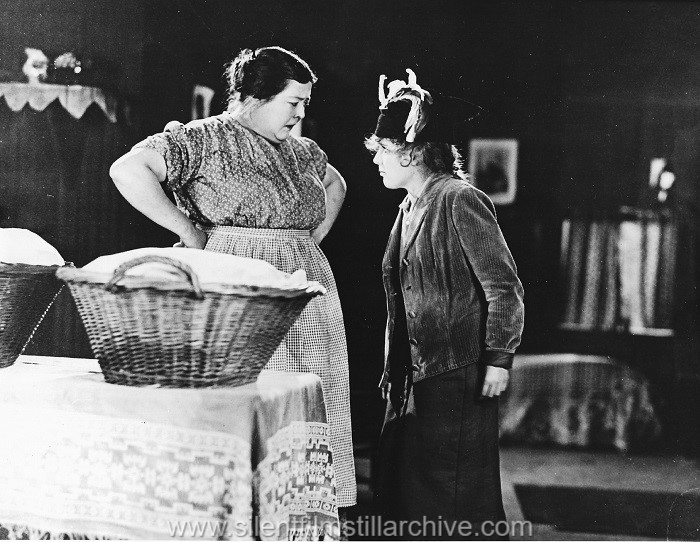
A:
<box><xmin>105</xmin><ymin>256</ymin><xmax>204</xmax><ymax>299</ymax></box>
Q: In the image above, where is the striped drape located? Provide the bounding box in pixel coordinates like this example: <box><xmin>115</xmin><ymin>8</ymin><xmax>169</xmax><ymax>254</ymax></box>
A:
<box><xmin>560</xmin><ymin>211</ymin><xmax>677</xmax><ymax>335</ymax></box>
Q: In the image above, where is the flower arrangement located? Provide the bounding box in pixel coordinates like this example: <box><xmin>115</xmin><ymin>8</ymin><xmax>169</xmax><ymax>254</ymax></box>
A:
<box><xmin>53</xmin><ymin>52</ymin><xmax>82</xmax><ymax>74</ymax></box>
<box><xmin>50</xmin><ymin>52</ymin><xmax>86</xmax><ymax>85</ymax></box>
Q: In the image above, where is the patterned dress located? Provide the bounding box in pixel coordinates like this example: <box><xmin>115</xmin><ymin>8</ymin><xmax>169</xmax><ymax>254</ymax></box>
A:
<box><xmin>134</xmin><ymin>113</ymin><xmax>356</xmax><ymax>507</ymax></box>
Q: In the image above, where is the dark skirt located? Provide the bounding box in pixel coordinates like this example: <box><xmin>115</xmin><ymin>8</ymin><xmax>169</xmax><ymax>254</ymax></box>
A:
<box><xmin>373</xmin><ymin>363</ymin><xmax>507</xmax><ymax>541</ymax></box>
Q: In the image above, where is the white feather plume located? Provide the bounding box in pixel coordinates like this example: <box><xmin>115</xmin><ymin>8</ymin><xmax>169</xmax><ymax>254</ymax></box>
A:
<box><xmin>377</xmin><ymin>68</ymin><xmax>433</xmax><ymax>141</ymax></box>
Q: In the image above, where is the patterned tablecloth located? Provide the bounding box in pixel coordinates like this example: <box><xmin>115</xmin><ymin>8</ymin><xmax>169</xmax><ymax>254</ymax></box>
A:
<box><xmin>0</xmin><ymin>356</ymin><xmax>338</xmax><ymax>540</ymax></box>
<box><xmin>499</xmin><ymin>354</ymin><xmax>663</xmax><ymax>452</ymax></box>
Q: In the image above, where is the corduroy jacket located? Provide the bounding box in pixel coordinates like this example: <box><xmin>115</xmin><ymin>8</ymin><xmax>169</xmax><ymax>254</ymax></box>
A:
<box><xmin>379</xmin><ymin>174</ymin><xmax>525</xmax><ymax>389</ymax></box>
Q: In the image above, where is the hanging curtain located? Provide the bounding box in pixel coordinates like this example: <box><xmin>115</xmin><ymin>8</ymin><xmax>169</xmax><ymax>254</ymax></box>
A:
<box><xmin>560</xmin><ymin>210</ymin><xmax>677</xmax><ymax>334</ymax></box>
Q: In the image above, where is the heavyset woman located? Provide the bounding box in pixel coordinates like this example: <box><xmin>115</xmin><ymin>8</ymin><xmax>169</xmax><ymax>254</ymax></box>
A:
<box><xmin>367</xmin><ymin>70</ymin><xmax>525</xmax><ymax>540</ymax></box>
<box><xmin>109</xmin><ymin>46</ymin><xmax>356</xmax><ymax>509</ymax></box>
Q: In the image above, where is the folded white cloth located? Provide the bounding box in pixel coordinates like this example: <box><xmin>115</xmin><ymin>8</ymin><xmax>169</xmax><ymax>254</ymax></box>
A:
<box><xmin>0</xmin><ymin>228</ymin><xmax>65</xmax><ymax>266</ymax></box>
<box><xmin>83</xmin><ymin>247</ymin><xmax>317</xmax><ymax>291</ymax></box>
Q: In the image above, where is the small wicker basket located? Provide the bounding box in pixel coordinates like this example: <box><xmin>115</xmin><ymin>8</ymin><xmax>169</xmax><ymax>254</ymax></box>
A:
<box><xmin>0</xmin><ymin>263</ymin><xmax>66</xmax><ymax>368</ymax></box>
<box><xmin>56</xmin><ymin>255</ymin><xmax>324</xmax><ymax>388</ymax></box>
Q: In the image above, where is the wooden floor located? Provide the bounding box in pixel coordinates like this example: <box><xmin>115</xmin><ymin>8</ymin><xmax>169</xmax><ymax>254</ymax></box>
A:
<box><xmin>500</xmin><ymin>445</ymin><xmax>700</xmax><ymax>540</ymax></box>
<box><xmin>351</xmin><ymin>444</ymin><xmax>700</xmax><ymax>540</ymax></box>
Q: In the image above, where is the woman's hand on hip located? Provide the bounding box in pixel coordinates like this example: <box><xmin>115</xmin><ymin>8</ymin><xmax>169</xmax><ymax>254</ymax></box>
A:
<box><xmin>177</xmin><ymin>227</ymin><xmax>208</xmax><ymax>249</ymax></box>
<box><xmin>481</xmin><ymin>365</ymin><xmax>509</xmax><ymax>397</ymax></box>
<box><xmin>380</xmin><ymin>382</ymin><xmax>391</xmax><ymax>401</ymax></box>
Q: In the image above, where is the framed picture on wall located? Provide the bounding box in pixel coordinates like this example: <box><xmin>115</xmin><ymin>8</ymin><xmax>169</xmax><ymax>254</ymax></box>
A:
<box><xmin>468</xmin><ymin>139</ymin><xmax>518</xmax><ymax>205</ymax></box>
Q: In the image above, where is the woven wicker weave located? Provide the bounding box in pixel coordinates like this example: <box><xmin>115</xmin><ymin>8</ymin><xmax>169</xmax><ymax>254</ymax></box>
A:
<box><xmin>56</xmin><ymin>255</ymin><xmax>323</xmax><ymax>388</ymax></box>
<box><xmin>0</xmin><ymin>263</ymin><xmax>65</xmax><ymax>368</ymax></box>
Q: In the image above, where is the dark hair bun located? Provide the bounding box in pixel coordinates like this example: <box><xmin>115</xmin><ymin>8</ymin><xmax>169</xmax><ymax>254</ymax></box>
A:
<box><xmin>226</xmin><ymin>46</ymin><xmax>317</xmax><ymax>108</ymax></box>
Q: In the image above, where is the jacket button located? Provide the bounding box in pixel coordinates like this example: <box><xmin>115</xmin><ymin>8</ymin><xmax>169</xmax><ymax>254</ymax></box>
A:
<box><xmin>402</xmin><ymin>258</ymin><xmax>409</xmax><ymax>266</ymax></box>
<box><xmin>412</xmin><ymin>364</ymin><xmax>421</xmax><ymax>371</ymax></box>
<box><xmin>408</xmin><ymin>310</ymin><xmax>416</xmax><ymax>318</ymax></box>
<box><xmin>409</xmin><ymin>338</ymin><xmax>418</xmax><ymax>346</ymax></box>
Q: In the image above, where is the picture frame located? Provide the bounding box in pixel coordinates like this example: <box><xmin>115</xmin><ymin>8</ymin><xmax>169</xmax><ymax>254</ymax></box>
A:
<box><xmin>468</xmin><ymin>138</ymin><xmax>518</xmax><ymax>205</ymax></box>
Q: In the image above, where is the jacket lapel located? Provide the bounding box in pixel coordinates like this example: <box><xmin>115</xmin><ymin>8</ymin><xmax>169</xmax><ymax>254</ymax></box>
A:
<box><xmin>383</xmin><ymin>211</ymin><xmax>402</xmax><ymax>275</ymax></box>
<box><xmin>400</xmin><ymin>175</ymin><xmax>448</xmax><ymax>259</ymax></box>
<box><xmin>400</xmin><ymin>202</ymin><xmax>429</xmax><ymax>260</ymax></box>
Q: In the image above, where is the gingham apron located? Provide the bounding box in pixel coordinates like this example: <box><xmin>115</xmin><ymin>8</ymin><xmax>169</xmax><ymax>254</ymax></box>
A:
<box><xmin>203</xmin><ymin>226</ymin><xmax>356</xmax><ymax>507</ymax></box>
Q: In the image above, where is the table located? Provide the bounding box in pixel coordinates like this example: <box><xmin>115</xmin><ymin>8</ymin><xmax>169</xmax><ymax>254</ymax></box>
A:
<box><xmin>0</xmin><ymin>356</ymin><xmax>339</xmax><ymax>540</ymax></box>
<box><xmin>499</xmin><ymin>354</ymin><xmax>662</xmax><ymax>452</ymax></box>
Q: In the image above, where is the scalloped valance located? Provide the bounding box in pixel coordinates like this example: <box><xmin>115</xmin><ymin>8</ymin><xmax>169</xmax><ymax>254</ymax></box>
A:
<box><xmin>0</xmin><ymin>82</ymin><xmax>117</xmax><ymax>123</ymax></box>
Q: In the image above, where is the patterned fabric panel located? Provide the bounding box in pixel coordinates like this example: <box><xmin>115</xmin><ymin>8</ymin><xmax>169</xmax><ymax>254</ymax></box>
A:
<box><xmin>256</xmin><ymin>421</ymin><xmax>339</xmax><ymax>541</ymax></box>
<box><xmin>0</xmin><ymin>524</ymin><xmax>112</xmax><ymax>540</ymax></box>
<box><xmin>205</xmin><ymin>226</ymin><xmax>356</xmax><ymax>507</ymax></box>
<box><xmin>0</xmin><ymin>407</ymin><xmax>252</xmax><ymax>540</ymax></box>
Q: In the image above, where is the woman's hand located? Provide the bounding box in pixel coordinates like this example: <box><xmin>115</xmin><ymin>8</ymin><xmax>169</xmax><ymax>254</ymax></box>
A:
<box><xmin>110</xmin><ymin>148</ymin><xmax>204</xmax><ymax>247</ymax></box>
<box><xmin>481</xmin><ymin>366</ymin><xmax>509</xmax><ymax>397</ymax></box>
<box><xmin>178</xmin><ymin>227</ymin><xmax>208</xmax><ymax>249</ymax></box>
<box><xmin>380</xmin><ymin>382</ymin><xmax>391</xmax><ymax>401</ymax></box>
<box><xmin>311</xmin><ymin>228</ymin><xmax>324</xmax><ymax>245</ymax></box>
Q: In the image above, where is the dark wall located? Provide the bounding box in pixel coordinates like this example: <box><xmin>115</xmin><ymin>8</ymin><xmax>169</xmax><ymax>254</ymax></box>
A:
<box><xmin>3</xmin><ymin>0</ymin><xmax>699</xmax><ymax>447</ymax></box>
<box><xmin>133</xmin><ymin>0</ymin><xmax>700</xmax><ymax>443</ymax></box>
<box><xmin>0</xmin><ymin>0</ymin><xmax>145</xmax><ymax>95</ymax></box>
<box><xmin>134</xmin><ymin>0</ymin><xmax>568</xmax><ymax>433</ymax></box>
<box><xmin>559</xmin><ymin>1</ymin><xmax>700</xmax><ymax>211</ymax></box>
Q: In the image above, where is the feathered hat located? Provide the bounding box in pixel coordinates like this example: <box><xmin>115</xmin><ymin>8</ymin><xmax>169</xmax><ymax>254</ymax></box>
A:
<box><xmin>373</xmin><ymin>69</ymin><xmax>484</xmax><ymax>144</ymax></box>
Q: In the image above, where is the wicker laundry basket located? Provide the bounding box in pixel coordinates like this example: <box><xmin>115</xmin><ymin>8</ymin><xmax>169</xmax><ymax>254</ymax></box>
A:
<box><xmin>56</xmin><ymin>255</ymin><xmax>324</xmax><ymax>388</ymax></box>
<box><xmin>0</xmin><ymin>263</ymin><xmax>66</xmax><ymax>368</ymax></box>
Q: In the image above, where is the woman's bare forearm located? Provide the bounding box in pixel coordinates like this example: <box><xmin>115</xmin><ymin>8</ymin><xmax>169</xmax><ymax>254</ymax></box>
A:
<box><xmin>313</xmin><ymin>163</ymin><xmax>347</xmax><ymax>243</ymax></box>
<box><xmin>110</xmin><ymin>148</ymin><xmax>201</xmax><ymax>243</ymax></box>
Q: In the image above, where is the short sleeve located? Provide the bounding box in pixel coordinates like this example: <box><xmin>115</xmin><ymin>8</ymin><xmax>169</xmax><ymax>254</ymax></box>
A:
<box><xmin>298</xmin><ymin>136</ymin><xmax>328</xmax><ymax>180</ymax></box>
<box><xmin>132</xmin><ymin>120</ymin><xmax>205</xmax><ymax>191</ymax></box>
